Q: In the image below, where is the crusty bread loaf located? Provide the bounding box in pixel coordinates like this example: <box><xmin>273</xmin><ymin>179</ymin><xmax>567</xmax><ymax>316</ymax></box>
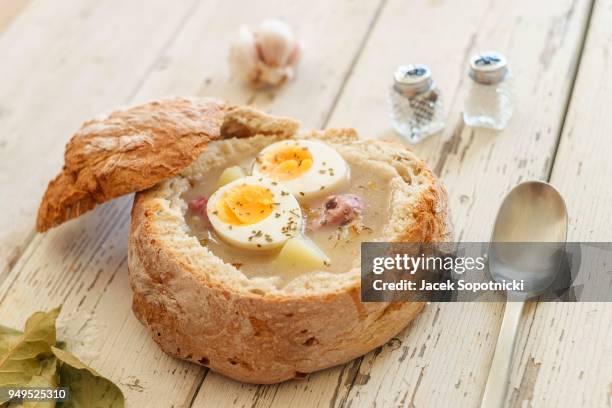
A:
<box><xmin>36</xmin><ymin>97</ymin><xmax>230</xmax><ymax>232</ymax></box>
<box><xmin>36</xmin><ymin>98</ymin><xmax>299</xmax><ymax>232</ymax></box>
<box><xmin>128</xmin><ymin>117</ymin><xmax>452</xmax><ymax>383</ymax></box>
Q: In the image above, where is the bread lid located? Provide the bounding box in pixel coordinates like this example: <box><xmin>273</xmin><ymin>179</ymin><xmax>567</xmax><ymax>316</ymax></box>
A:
<box><xmin>36</xmin><ymin>97</ymin><xmax>299</xmax><ymax>232</ymax></box>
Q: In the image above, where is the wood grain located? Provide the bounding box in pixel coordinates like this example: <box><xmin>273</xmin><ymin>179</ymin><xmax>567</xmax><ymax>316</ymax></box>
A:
<box><xmin>0</xmin><ymin>0</ymin><xmax>608</xmax><ymax>406</ymax></box>
<box><xmin>326</xmin><ymin>0</ymin><xmax>594</xmax><ymax>406</ymax></box>
<box><xmin>0</xmin><ymin>0</ymin><xmax>385</xmax><ymax>406</ymax></box>
<box><xmin>0</xmin><ymin>0</ymin><xmax>205</xmax><ymax>278</ymax></box>
<box><xmin>0</xmin><ymin>196</ymin><xmax>205</xmax><ymax>407</ymax></box>
<box><xmin>508</xmin><ymin>1</ymin><xmax>612</xmax><ymax>406</ymax></box>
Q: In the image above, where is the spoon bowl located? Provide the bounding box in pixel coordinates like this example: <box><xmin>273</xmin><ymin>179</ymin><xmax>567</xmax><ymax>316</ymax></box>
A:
<box><xmin>489</xmin><ymin>181</ymin><xmax>568</xmax><ymax>297</ymax></box>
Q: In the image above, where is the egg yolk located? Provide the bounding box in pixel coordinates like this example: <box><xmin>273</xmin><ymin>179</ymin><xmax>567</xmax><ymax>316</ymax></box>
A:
<box><xmin>215</xmin><ymin>184</ymin><xmax>274</xmax><ymax>226</ymax></box>
<box><xmin>258</xmin><ymin>145</ymin><xmax>313</xmax><ymax>181</ymax></box>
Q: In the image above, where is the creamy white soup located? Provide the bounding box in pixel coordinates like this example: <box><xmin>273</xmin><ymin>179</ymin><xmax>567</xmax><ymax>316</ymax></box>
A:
<box><xmin>183</xmin><ymin>152</ymin><xmax>391</xmax><ymax>283</ymax></box>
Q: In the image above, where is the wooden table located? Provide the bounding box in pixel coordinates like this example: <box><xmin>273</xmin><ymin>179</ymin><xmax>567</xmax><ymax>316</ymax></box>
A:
<box><xmin>1</xmin><ymin>0</ymin><xmax>610</xmax><ymax>406</ymax></box>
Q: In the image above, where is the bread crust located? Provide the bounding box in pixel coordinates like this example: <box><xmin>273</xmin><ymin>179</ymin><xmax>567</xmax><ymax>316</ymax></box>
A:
<box><xmin>220</xmin><ymin>106</ymin><xmax>299</xmax><ymax>139</ymax></box>
<box><xmin>128</xmin><ymin>126</ymin><xmax>452</xmax><ymax>383</ymax></box>
<box><xmin>36</xmin><ymin>97</ymin><xmax>231</xmax><ymax>232</ymax></box>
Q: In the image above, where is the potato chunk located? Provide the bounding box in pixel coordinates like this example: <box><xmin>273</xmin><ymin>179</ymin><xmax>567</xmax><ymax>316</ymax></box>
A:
<box><xmin>217</xmin><ymin>166</ymin><xmax>247</xmax><ymax>188</ymax></box>
<box><xmin>277</xmin><ymin>236</ymin><xmax>330</xmax><ymax>269</ymax></box>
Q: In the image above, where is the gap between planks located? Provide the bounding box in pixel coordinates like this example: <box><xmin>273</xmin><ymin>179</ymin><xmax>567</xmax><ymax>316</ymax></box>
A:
<box><xmin>321</xmin><ymin>0</ymin><xmax>388</xmax><ymax>128</ymax></box>
<box><xmin>0</xmin><ymin>0</ymin><xmax>202</xmax><ymax>283</ymax></box>
<box><xmin>508</xmin><ymin>0</ymin><xmax>612</xmax><ymax>405</ymax></box>
<box><xmin>544</xmin><ymin>0</ymin><xmax>596</xmax><ymax>182</ymax></box>
<box><xmin>503</xmin><ymin>0</ymin><xmax>596</xmax><ymax>405</ymax></box>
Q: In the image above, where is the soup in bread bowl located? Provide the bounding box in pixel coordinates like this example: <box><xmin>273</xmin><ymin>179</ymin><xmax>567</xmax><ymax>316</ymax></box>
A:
<box><xmin>35</xmin><ymin>98</ymin><xmax>452</xmax><ymax>384</ymax></box>
<box><xmin>128</xmin><ymin>109</ymin><xmax>452</xmax><ymax>383</ymax></box>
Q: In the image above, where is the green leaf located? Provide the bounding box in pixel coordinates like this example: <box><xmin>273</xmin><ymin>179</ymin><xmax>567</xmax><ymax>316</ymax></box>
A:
<box><xmin>0</xmin><ymin>309</ymin><xmax>124</xmax><ymax>408</ymax></box>
<box><xmin>52</xmin><ymin>347</ymin><xmax>124</xmax><ymax>408</ymax></box>
<box><xmin>36</xmin><ymin>355</ymin><xmax>59</xmax><ymax>387</ymax></box>
<box><xmin>0</xmin><ymin>308</ymin><xmax>61</xmax><ymax>389</ymax></box>
<box><xmin>0</xmin><ymin>325</ymin><xmax>22</xmax><ymax>339</ymax></box>
<box><xmin>7</xmin><ymin>363</ymin><xmax>58</xmax><ymax>408</ymax></box>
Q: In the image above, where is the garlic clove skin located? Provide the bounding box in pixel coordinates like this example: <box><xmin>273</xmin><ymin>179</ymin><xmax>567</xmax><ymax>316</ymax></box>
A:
<box><xmin>256</xmin><ymin>19</ymin><xmax>296</xmax><ymax>68</ymax></box>
<box><xmin>228</xmin><ymin>26</ymin><xmax>260</xmax><ymax>83</ymax></box>
<box><xmin>286</xmin><ymin>42</ymin><xmax>300</xmax><ymax>68</ymax></box>
<box><xmin>228</xmin><ymin>19</ymin><xmax>300</xmax><ymax>88</ymax></box>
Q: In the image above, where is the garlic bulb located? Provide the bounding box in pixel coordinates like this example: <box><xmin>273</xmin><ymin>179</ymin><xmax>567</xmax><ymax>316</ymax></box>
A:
<box><xmin>228</xmin><ymin>19</ymin><xmax>300</xmax><ymax>87</ymax></box>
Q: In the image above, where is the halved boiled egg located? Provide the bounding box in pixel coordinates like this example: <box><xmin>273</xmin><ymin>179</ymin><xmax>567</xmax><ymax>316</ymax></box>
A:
<box><xmin>251</xmin><ymin>140</ymin><xmax>348</xmax><ymax>200</ymax></box>
<box><xmin>206</xmin><ymin>176</ymin><xmax>302</xmax><ymax>251</ymax></box>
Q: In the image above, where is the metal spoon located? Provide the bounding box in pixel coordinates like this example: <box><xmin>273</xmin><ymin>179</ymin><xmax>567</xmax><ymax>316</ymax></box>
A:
<box><xmin>481</xmin><ymin>181</ymin><xmax>568</xmax><ymax>408</ymax></box>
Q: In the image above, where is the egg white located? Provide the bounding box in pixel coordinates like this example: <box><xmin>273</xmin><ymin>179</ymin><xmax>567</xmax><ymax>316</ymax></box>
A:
<box><xmin>206</xmin><ymin>176</ymin><xmax>303</xmax><ymax>251</ymax></box>
<box><xmin>251</xmin><ymin>140</ymin><xmax>348</xmax><ymax>200</ymax></box>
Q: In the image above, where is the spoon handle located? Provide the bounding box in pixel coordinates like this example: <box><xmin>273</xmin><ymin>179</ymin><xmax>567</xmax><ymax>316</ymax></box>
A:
<box><xmin>481</xmin><ymin>299</ymin><xmax>525</xmax><ymax>408</ymax></box>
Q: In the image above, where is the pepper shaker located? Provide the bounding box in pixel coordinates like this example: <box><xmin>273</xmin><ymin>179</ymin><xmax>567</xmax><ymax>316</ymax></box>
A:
<box><xmin>463</xmin><ymin>52</ymin><xmax>513</xmax><ymax>130</ymax></box>
<box><xmin>388</xmin><ymin>64</ymin><xmax>445</xmax><ymax>144</ymax></box>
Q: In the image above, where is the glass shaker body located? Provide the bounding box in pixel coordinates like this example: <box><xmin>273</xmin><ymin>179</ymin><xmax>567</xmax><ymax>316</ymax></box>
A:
<box><xmin>463</xmin><ymin>52</ymin><xmax>513</xmax><ymax>130</ymax></box>
<box><xmin>388</xmin><ymin>64</ymin><xmax>445</xmax><ymax>144</ymax></box>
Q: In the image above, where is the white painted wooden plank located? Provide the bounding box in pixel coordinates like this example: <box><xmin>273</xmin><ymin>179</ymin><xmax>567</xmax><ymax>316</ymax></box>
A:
<box><xmin>191</xmin><ymin>362</ymin><xmax>361</xmax><ymax>408</ymax></box>
<box><xmin>0</xmin><ymin>0</ymin><xmax>384</xmax><ymax>406</ymax></box>
<box><xmin>326</xmin><ymin>0</ymin><xmax>594</xmax><ymax>406</ymax></box>
<box><xmin>1</xmin><ymin>0</ymin><xmax>600</xmax><ymax>406</ymax></box>
<box><xmin>133</xmin><ymin>0</ymin><xmax>383</xmax><ymax>129</ymax></box>
<box><xmin>0</xmin><ymin>0</ymin><xmax>204</xmax><ymax>277</ymax></box>
<box><xmin>0</xmin><ymin>197</ymin><xmax>205</xmax><ymax>407</ymax></box>
<box><xmin>507</xmin><ymin>1</ymin><xmax>612</xmax><ymax>406</ymax></box>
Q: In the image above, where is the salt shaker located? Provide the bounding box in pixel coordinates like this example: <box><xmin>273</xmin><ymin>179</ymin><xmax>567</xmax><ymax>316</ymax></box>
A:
<box><xmin>388</xmin><ymin>64</ymin><xmax>445</xmax><ymax>144</ymax></box>
<box><xmin>463</xmin><ymin>52</ymin><xmax>513</xmax><ymax>130</ymax></box>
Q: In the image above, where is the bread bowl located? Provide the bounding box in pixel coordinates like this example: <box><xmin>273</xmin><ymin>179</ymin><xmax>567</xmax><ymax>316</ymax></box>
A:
<box><xmin>128</xmin><ymin>109</ymin><xmax>452</xmax><ymax>383</ymax></box>
<box><xmin>37</xmin><ymin>97</ymin><xmax>452</xmax><ymax>384</ymax></box>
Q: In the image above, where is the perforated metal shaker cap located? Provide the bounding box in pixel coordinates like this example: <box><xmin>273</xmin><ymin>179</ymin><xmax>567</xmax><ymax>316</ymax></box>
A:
<box><xmin>393</xmin><ymin>64</ymin><xmax>434</xmax><ymax>96</ymax></box>
<box><xmin>469</xmin><ymin>52</ymin><xmax>509</xmax><ymax>84</ymax></box>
